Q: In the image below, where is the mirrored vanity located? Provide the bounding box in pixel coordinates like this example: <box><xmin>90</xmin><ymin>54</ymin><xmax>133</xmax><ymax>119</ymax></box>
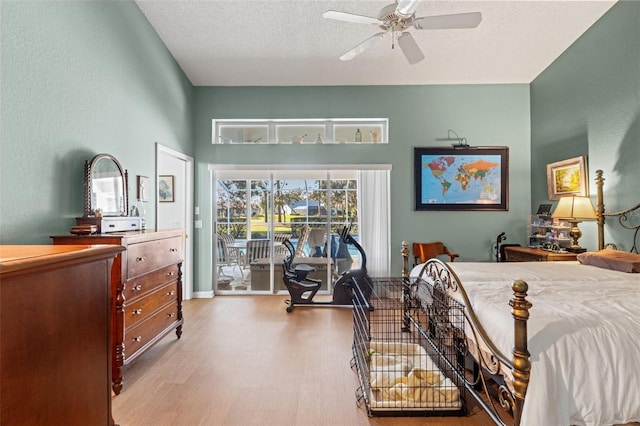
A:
<box><xmin>74</xmin><ymin>153</ymin><xmax>142</xmax><ymax>233</ymax></box>
<box><xmin>52</xmin><ymin>153</ymin><xmax>184</xmax><ymax>395</ymax></box>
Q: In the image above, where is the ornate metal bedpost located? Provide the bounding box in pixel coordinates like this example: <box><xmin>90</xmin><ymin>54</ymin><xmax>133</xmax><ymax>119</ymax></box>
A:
<box><xmin>400</xmin><ymin>241</ymin><xmax>411</xmax><ymax>331</ymax></box>
<box><xmin>401</xmin><ymin>241</ymin><xmax>409</xmax><ymax>278</ymax></box>
<box><xmin>595</xmin><ymin>170</ymin><xmax>605</xmax><ymax>250</ymax></box>
<box><xmin>510</xmin><ymin>280</ymin><xmax>532</xmax><ymax>426</ymax></box>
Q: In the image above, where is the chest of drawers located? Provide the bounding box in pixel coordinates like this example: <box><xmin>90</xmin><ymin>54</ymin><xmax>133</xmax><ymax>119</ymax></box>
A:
<box><xmin>1</xmin><ymin>245</ymin><xmax>123</xmax><ymax>424</ymax></box>
<box><xmin>503</xmin><ymin>246</ymin><xmax>578</xmax><ymax>262</ymax></box>
<box><xmin>52</xmin><ymin>229</ymin><xmax>184</xmax><ymax>395</ymax></box>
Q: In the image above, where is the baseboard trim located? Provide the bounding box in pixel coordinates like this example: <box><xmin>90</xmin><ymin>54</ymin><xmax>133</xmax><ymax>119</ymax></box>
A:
<box><xmin>193</xmin><ymin>290</ymin><xmax>214</xmax><ymax>299</ymax></box>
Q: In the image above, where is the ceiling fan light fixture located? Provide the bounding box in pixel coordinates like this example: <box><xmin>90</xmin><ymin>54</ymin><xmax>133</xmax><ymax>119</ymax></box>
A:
<box><xmin>395</xmin><ymin>0</ymin><xmax>421</xmax><ymax>19</ymax></box>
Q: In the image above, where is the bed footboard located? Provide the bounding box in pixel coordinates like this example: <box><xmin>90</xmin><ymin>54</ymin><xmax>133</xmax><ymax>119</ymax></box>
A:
<box><xmin>401</xmin><ymin>242</ymin><xmax>532</xmax><ymax>426</ymax></box>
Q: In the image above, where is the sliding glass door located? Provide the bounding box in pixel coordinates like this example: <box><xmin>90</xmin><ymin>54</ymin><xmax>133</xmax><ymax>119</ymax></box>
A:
<box><xmin>213</xmin><ymin>168</ymin><xmax>360</xmax><ymax>294</ymax></box>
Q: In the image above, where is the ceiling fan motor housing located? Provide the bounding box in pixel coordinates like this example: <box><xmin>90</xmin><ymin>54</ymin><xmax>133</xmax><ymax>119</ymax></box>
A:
<box><xmin>378</xmin><ymin>3</ymin><xmax>414</xmax><ymax>31</ymax></box>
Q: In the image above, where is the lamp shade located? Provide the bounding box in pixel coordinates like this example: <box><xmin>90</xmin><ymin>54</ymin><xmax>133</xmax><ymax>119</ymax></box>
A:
<box><xmin>552</xmin><ymin>196</ymin><xmax>597</xmax><ymax>220</ymax></box>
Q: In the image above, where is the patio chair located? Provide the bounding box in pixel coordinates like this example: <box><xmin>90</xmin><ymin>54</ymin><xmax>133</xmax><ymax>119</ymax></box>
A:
<box><xmin>245</xmin><ymin>239</ymin><xmax>272</xmax><ymax>265</ymax></box>
<box><xmin>273</xmin><ymin>233</ymin><xmax>293</xmax><ymax>258</ymax></box>
<box><xmin>295</xmin><ymin>225</ymin><xmax>311</xmax><ymax>258</ymax></box>
<box><xmin>216</xmin><ymin>235</ymin><xmax>243</xmax><ymax>278</ymax></box>
<box><xmin>218</xmin><ymin>233</ymin><xmax>240</xmax><ymax>263</ymax></box>
<box><xmin>308</xmin><ymin>228</ymin><xmax>326</xmax><ymax>257</ymax></box>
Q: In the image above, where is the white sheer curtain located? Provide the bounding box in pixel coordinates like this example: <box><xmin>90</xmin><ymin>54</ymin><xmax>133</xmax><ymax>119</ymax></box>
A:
<box><xmin>357</xmin><ymin>169</ymin><xmax>391</xmax><ymax>277</ymax></box>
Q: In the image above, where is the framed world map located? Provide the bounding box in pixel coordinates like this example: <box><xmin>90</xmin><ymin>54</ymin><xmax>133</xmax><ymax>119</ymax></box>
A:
<box><xmin>414</xmin><ymin>146</ymin><xmax>509</xmax><ymax>211</ymax></box>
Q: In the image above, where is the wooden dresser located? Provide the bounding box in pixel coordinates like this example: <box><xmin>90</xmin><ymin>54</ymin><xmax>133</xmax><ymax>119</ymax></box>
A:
<box><xmin>1</xmin><ymin>244</ymin><xmax>124</xmax><ymax>425</ymax></box>
<box><xmin>52</xmin><ymin>229</ymin><xmax>185</xmax><ymax>395</ymax></box>
<box><xmin>504</xmin><ymin>246</ymin><xmax>578</xmax><ymax>262</ymax></box>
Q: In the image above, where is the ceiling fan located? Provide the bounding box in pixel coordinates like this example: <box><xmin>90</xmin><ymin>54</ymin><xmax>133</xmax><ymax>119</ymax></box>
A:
<box><xmin>322</xmin><ymin>0</ymin><xmax>482</xmax><ymax>65</ymax></box>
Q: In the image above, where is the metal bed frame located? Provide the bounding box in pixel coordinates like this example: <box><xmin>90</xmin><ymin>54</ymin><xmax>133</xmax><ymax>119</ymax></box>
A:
<box><xmin>400</xmin><ymin>169</ymin><xmax>640</xmax><ymax>425</ymax></box>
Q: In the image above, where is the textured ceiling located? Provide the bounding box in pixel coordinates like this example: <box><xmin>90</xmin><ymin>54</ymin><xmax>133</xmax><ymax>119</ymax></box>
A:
<box><xmin>135</xmin><ymin>0</ymin><xmax>616</xmax><ymax>86</ymax></box>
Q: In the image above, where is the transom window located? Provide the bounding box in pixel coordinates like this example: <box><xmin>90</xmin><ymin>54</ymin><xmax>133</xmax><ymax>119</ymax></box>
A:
<box><xmin>212</xmin><ymin>118</ymin><xmax>388</xmax><ymax>144</ymax></box>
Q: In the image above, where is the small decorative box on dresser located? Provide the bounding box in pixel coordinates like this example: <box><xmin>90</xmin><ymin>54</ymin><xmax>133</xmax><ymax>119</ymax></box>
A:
<box><xmin>1</xmin><ymin>245</ymin><xmax>124</xmax><ymax>425</ymax></box>
<box><xmin>52</xmin><ymin>229</ymin><xmax>185</xmax><ymax>395</ymax></box>
<box><xmin>503</xmin><ymin>246</ymin><xmax>578</xmax><ymax>262</ymax></box>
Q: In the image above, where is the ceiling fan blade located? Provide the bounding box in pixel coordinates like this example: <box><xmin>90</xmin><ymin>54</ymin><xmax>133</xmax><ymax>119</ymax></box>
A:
<box><xmin>413</xmin><ymin>12</ymin><xmax>482</xmax><ymax>30</ymax></box>
<box><xmin>397</xmin><ymin>32</ymin><xmax>425</xmax><ymax>65</ymax></box>
<box><xmin>395</xmin><ymin>0</ymin><xmax>421</xmax><ymax>18</ymax></box>
<box><xmin>323</xmin><ymin>10</ymin><xmax>380</xmax><ymax>25</ymax></box>
<box><xmin>339</xmin><ymin>32</ymin><xmax>386</xmax><ymax>61</ymax></box>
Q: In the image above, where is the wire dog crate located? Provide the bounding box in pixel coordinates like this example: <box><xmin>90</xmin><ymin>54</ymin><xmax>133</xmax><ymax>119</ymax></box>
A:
<box><xmin>350</xmin><ymin>276</ymin><xmax>466</xmax><ymax>417</ymax></box>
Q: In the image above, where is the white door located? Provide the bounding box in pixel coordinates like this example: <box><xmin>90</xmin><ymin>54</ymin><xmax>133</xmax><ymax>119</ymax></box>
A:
<box><xmin>156</xmin><ymin>144</ymin><xmax>194</xmax><ymax>300</ymax></box>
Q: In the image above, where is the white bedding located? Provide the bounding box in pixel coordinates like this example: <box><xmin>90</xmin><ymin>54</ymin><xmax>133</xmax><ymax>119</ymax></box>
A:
<box><xmin>410</xmin><ymin>261</ymin><xmax>640</xmax><ymax>426</ymax></box>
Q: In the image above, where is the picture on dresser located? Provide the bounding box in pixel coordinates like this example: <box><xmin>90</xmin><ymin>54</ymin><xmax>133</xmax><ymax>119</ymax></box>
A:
<box><xmin>158</xmin><ymin>175</ymin><xmax>174</xmax><ymax>202</ymax></box>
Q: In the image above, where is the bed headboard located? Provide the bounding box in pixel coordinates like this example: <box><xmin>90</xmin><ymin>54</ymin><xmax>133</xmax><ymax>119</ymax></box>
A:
<box><xmin>595</xmin><ymin>169</ymin><xmax>640</xmax><ymax>252</ymax></box>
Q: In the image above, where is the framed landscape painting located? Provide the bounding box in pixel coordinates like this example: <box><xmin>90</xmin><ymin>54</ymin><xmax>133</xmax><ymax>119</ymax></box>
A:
<box><xmin>414</xmin><ymin>146</ymin><xmax>509</xmax><ymax>211</ymax></box>
<box><xmin>546</xmin><ymin>156</ymin><xmax>588</xmax><ymax>200</ymax></box>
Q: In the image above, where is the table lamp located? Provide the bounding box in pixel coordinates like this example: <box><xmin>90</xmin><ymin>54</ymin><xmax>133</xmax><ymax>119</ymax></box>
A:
<box><xmin>552</xmin><ymin>195</ymin><xmax>597</xmax><ymax>253</ymax></box>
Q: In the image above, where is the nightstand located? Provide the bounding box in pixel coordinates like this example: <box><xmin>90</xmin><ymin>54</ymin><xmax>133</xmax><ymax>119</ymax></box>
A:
<box><xmin>503</xmin><ymin>246</ymin><xmax>578</xmax><ymax>262</ymax></box>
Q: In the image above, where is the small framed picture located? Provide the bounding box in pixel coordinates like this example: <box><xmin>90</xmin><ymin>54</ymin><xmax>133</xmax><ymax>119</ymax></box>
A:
<box><xmin>158</xmin><ymin>175</ymin><xmax>174</xmax><ymax>203</ymax></box>
<box><xmin>546</xmin><ymin>156</ymin><xmax>588</xmax><ymax>200</ymax></box>
<box><xmin>137</xmin><ymin>175</ymin><xmax>149</xmax><ymax>202</ymax></box>
<box><xmin>536</xmin><ymin>203</ymin><xmax>552</xmax><ymax>216</ymax></box>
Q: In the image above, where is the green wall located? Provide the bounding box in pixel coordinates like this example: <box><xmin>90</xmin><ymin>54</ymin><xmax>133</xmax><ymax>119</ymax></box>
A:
<box><xmin>530</xmin><ymin>0</ymin><xmax>640</xmax><ymax>251</ymax></box>
<box><xmin>6</xmin><ymin>0</ymin><xmax>635</xmax><ymax>293</ymax></box>
<box><xmin>0</xmin><ymin>0</ymin><xmax>194</xmax><ymax>244</ymax></box>
<box><xmin>193</xmin><ymin>85</ymin><xmax>531</xmax><ymax>290</ymax></box>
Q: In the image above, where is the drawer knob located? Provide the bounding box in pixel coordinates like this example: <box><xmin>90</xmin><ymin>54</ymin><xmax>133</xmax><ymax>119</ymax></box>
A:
<box><xmin>133</xmin><ymin>309</ymin><xmax>143</xmax><ymax>315</ymax></box>
<box><xmin>167</xmin><ymin>312</ymin><xmax>175</xmax><ymax>318</ymax></box>
<box><xmin>167</xmin><ymin>271</ymin><xmax>176</xmax><ymax>277</ymax></box>
<box><xmin>136</xmin><ymin>256</ymin><xmax>146</xmax><ymax>263</ymax></box>
<box><xmin>133</xmin><ymin>336</ymin><xmax>142</xmax><ymax>342</ymax></box>
<box><xmin>169</xmin><ymin>248</ymin><xmax>178</xmax><ymax>253</ymax></box>
<box><xmin>167</xmin><ymin>290</ymin><xmax>175</xmax><ymax>296</ymax></box>
<box><xmin>132</xmin><ymin>284</ymin><xmax>142</xmax><ymax>291</ymax></box>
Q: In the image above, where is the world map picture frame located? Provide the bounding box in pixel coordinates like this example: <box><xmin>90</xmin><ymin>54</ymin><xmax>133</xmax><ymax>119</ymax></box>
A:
<box><xmin>414</xmin><ymin>146</ymin><xmax>509</xmax><ymax>211</ymax></box>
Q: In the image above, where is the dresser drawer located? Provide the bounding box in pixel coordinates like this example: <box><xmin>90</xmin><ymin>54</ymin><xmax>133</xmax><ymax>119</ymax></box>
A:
<box><xmin>124</xmin><ymin>264</ymin><xmax>179</xmax><ymax>301</ymax></box>
<box><xmin>506</xmin><ymin>252</ymin><xmax>542</xmax><ymax>262</ymax></box>
<box><xmin>125</xmin><ymin>303</ymin><xmax>180</xmax><ymax>357</ymax></box>
<box><xmin>504</xmin><ymin>247</ymin><xmax>577</xmax><ymax>262</ymax></box>
<box><xmin>127</xmin><ymin>236</ymin><xmax>183</xmax><ymax>278</ymax></box>
<box><xmin>125</xmin><ymin>281</ymin><xmax>178</xmax><ymax>329</ymax></box>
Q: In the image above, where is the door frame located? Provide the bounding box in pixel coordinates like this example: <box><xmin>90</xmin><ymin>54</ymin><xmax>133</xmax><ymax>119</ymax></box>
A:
<box><xmin>156</xmin><ymin>143</ymin><xmax>194</xmax><ymax>300</ymax></box>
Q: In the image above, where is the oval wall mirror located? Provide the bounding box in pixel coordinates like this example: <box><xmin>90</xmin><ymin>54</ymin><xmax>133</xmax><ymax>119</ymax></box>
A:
<box><xmin>84</xmin><ymin>153</ymin><xmax>129</xmax><ymax>217</ymax></box>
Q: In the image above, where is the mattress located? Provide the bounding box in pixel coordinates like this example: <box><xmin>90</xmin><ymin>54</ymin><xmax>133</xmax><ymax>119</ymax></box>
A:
<box><xmin>410</xmin><ymin>261</ymin><xmax>640</xmax><ymax>426</ymax></box>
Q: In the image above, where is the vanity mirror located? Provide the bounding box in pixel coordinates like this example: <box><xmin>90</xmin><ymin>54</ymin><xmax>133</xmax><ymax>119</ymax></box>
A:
<box><xmin>84</xmin><ymin>153</ymin><xmax>128</xmax><ymax>217</ymax></box>
<box><xmin>76</xmin><ymin>153</ymin><xmax>141</xmax><ymax>233</ymax></box>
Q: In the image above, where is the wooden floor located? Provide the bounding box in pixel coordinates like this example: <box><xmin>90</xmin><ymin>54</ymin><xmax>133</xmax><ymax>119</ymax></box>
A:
<box><xmin>112</xmin><ymin>296</ymin><xmax>495</xmax><ymax>426</ymax></box>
